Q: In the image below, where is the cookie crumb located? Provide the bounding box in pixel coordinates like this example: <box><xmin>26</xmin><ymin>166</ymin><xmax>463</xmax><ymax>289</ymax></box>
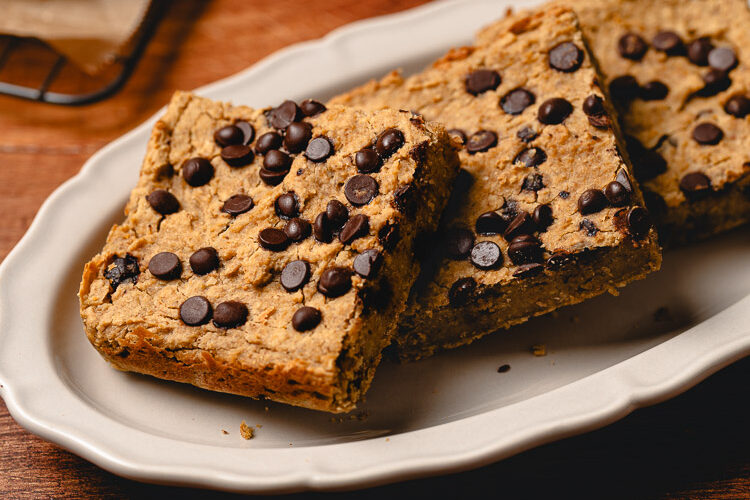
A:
<box><xmin>497</xmin><ymin>364</ymin><xmax>511</xmax><ymax>373</ymax></box>
<box><xmin>221</xmin><ymin>429</ymin><xmax>229</xmax><ymax>435</ymax></box>
<box><xmin>531</xmin><ymin>344</ymin><xmax>547</xmax><ymax>357</ymax></box>
<box><xmin>240</xmin><ymin>421</ymin><xmax>254</xmax><ymax>440</ymax></box>
<box><xmin>349</xmin><ymin>410</ymin><xmax>369</xmax><ymax>421</ymax></box>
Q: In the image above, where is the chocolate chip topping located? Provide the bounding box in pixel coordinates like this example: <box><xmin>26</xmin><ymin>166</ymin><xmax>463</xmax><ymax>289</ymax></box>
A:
<box><xmin>339</xmin><ymin>214</ymin><xmax>369</xmax><ymax>245</ymax></box>
<box><xmin>326</xmin><ymin>200</ymin><xmax>349</xmax><ymax>229</ymax></box>
<box><xmin>618</xmin><ymin>33</ymin><xmax>648</xmax><ymax>60</ymax></box>
<box><xmin>148</xmin><ymin>252</ymin><xmax>181</xmax><ymax>280</ymax></box>
<box><xmin>698</xmin><ymin>69</ymin><xmax>731</xmax><ymax>97</ymax></box>
<box><xmin>725</xmin><ymin>94</ymin><xmax>750</xmax><ymax>118</ymax></box>
<box><xmin>639</xmin><ymin>81</ymin><xmax>669</xmax><ymax>101</ymax></box>
<box><xmin>280</xmin><ymin>260</ymin><xmax>310</xmax><ymax>292</ymax></box>
<box><xmin>546</xmin><ymin>252</ymin><xmax>573</xmax><ymax>271</ymax></box>
<box><xmin>465</xmin><ymin>69</ymin><xmax>501</xmax><ymax>95</ymax></box>
<box><xmin>514</xmin><ymin>147</ymin><xmax>547</xmax><ymax>168</ymax></box>
<box><xmin>255</xmin><ymin>132</ymin><xmax>283</xmax><ymax>154</ymax></box>
<box><xmin>317</xmin><ymin>267</ymin><xmax>352</xmax><ymax>297</ymax></box>
<box><xmin>578</xmin><ymin>189</ymin><xmax>608</xmax><ymax>215</ymax></box>
<box><xmin>501</xmin><ymin>88</ymin><xmax>535</xmax><ymax>115</ymax></box>
<box><xmin>537</xmin><ymin>98</ymin><xmax>572</xmax><ymax>125</ymax></box>
<box><xmin>609</xmin><ymin>75</ymin><xmax>640</xmax><ymax>102</ymax></box>
<box><xmin>305</xmin><ymin>136</ymin><xmax>334</xmax><ymax>162</ymax></box>
<box><xmin>104</xmin><ymin>254</ymin><xmax>139</xmax><ymax>290</ymax></box>
<box><xmin>580</xmin><ymin>219</ymin><xmax>599</xmax><ymax>236</ymax></box>
<box><xmin>708</xmin><ymin>47</ymin><xmax>737</xmax><ymax>72</ymax></box>
<box><xmin>549</xmin><ymin>42</ymin><xmax>583</xmax><ymax>72</ymax></box>
<box><xmin>189</xmin><ymin>247</ymin><xmax>219</xmax><ymax>275</ymax></box>
<box><xmin>476</xmin><ymin>211</ymin><xmax>508</xmax><ymax>235</ymax></box>
<box><xmin>448</xmin><ymin>277</ymin><xmax>476</xmax><ymax>307</ymax></box>
<box><xmin>313</xmin><ymin>213</ymin><xmax>332</xmax><ymax>243</ymax></box>
<box><xmin>292</xmin><ymin>306</ymin><xmax>321</xmax><ymax>331</ymax></box>
<box><xmin>626</xmin><ymin>207</ymin><xmax>651</xmax><ymax>239</ymax></box>
<box><xmin>445</xmin><ymin>228</ymin><xmax>474</xmax><ymax>259</ymax></box>
<box><xmin>466</xmin><ymin>130</ymin><xmax>498</xmax><ymax>153</ymax></box>
<box><xmin>583</xmin><ymin>95</ymin><xmax>605</xmax><ymax>116</ymax></box>
<box><xmin>513</xmin><ymin>263</ymin><xmax>543</xmax><ymax>279</ymax></box>
<box><xmin>300</xmin><ymin>99</ymin><xmax>326</xmax><ymax>117</ymax></box>
<box><xmin>146</xmin><ymin>189</ymin><xmax>179</xmax><ymax>215</ymax></box>
<box><xmin>652</xmin><ymin>31</ymin><xmax>683</xmax><ymax>54</ymax></box>
<box><xmin>258</xmin><ymin>228</ymin><xmax>290</xmax><ymax>251</ymax></box>
<box><xmin>448</xmin><ymin>129</ymin><xmax>467</xmax><ymax>144</ymax></box>
<box><xmin>508</xmin><ymin>234</ymin><xmax>543</xmax><ymax>265</ymax></box>
<box><xmin>344</xmin><ymin>174</ymin><xmax>378</xmax><ymax>206</ymax></box>
<box><xmin>522</xmin><ymin>173</ymin><xmax>544</xmax><ymax>192</ymax></box>
<box><xmin>604</xmin><ymin>181</ymin><xmax>630</xmax><ymax>207</ymax></box>
<box><xmin>680</xmin><ymin>172</ymin><xmax>712</xmax><ymax>199</ymax></box>
<box><xmin>516</xmin><ymin>126</ymin><xmax>537</xmax><ymax>142</ymax></box>
<box><xmin>182</xmin><ymin>158</ymin><xmax>214</xmax><ymax>187</ymax></box>
<box><xmin>692</xmin><ymin>123</ymin><xmax>723</xmax><ymax>145</ymax></box>
<box><xmin>532</xmin><ymin>204</ymin><xmax>553</xmax><ymax>231</ymax></box>
<box><xmin>504</xmin><ymin>211</ymin><xmax>535</xmax><ymax>240</ymax></box>
<box><xmin>180</xmin><ymin>296</ymin><xmax>212</xmax><ymax>326</ymax></box>
<box><xmin>221</xmin><ymin>194</ymin><xmax>254</xmax><ymax>216</ymax></box>
<box><xmin>235</xmin><ymin>121</ymin><xmax>255</xmax><ymax>145</ymax></box>
<box><xmin>687</xmin><ymin>37</ymin><xmax>714</xmax><ymax>66</ymax></box>
<box><xmin>470</xmin><ymin>241</ymin><xmax>502</xmax><ymax>269</ymax></box>
<box><xmin>375</xmin><ymin>128</ymin><xmax>405</xmax><ymax>159</ymax></box>
<box><xmin>353</xmin><ymin>249</ymin><xmax>382</xmax><ymax>279</ymax></box>
<box><xmin>269</xmin><ymin>100</ymin><xmax>302</xmax><ymax>129</ymax></box>
<box><xmin>213</xmin><ymin>301</ymin><xmax>248</xmax><ymax>328</ymax></box>
<box><xmin>355</xmin><ymin>148</ymin><xmax>382</xmax><ymax>173</ymax></box>
<box><xmin>616</xmin><ymin>168</ymin><xmax>633</xmax><ymax>192</ymax></box>
<box><xmin>221</xmin><ymin>144</ymin><xmax>254</xmax><ymax>167</ymax></box>
<box><xmin>378</xmin><ymin>222</ymin><xmax>399</xmax><ymax>251</ymax></box>
<box><xmin>283</xmin><ymin>122</ymin><xmax>312</xmax><ymax>153</ymax></box>
<box><xmin>263</xmin><ymin>149</ymin><xmax>292</xmax><ymax>171</ymax></box>
<box><xmin>259</xmin><ymin>168</ymin><xmax>288</xmax><ymax>186</ymax></box>
<box><xmin>214</xmin><ymin>125</ymin><xmax>244</xmax><ymax>147</ymax></box>
<box><xmin>275</xmin><ymin>192</ymin><xmax>299</xmax><ymax>219</ymax></box>
<box><xmin>631</xmin><ymin>149</ymin><xmax>668</xmax><ymax>182</ymax></box>
<box><xmin>284</xmin><ymin>218</ymin><xmax>311</xmax><ymax>242</ymax></box>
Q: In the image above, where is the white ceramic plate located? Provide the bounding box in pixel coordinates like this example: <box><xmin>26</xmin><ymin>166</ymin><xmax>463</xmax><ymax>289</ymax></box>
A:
<box><xmin>1</xmin><ymin>0</ymin><xmax>749</xmax><ymax>493</ymax></box>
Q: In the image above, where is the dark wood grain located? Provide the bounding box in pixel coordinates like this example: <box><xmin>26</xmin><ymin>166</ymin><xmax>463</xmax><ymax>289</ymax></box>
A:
<box><xmin>0</xmin><ymin>1</ymin><xmax>747</xmax><ymax>498</ymax></box>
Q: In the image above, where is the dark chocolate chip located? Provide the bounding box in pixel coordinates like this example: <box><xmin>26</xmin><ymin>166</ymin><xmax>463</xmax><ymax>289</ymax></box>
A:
<box><xmin>214</xmin><ymin>125</ymin><xmax>243</xmax><ymax>147</ymax></box>
<box><xmin>275</xmin><ymin>192</ymin><xmax>299</xmax><ymax>219</ymax></box>
<box><xmin>466</xmin><ymin>130</ymin><xmax>498</xmax><ymax>154</ymax></box>
<box><xmin>235</xmin><ymin>121</ymin><xmax>255</xmax><ymax>145</ymax></box>
<box><xmin>532</xmin><ymin>204</ymin><xmax>553</xmax><ymax>231</ymax></box>
<box><xmin>355</xmin><ymin>148</ymin><xmax>382</xmax><ymax>173</ymax></box>
<box><xmin>578</xmin><ymin>189</ymin><xmax>608</xmax><ymax>214</ymax></box>
<box><xmin>580</xmin><ymin>219</ymin><xmax>599</xmax><ymax>236</ymax></box>
<box><xmin>292</xmin><ymin>306</ymin><xmax>321</xmax><ymax>331</ymax></box>
<box><xmin>375</xmin><ymin>128</ymin><xmax>405</xmax><ymax>158</ymax></box>
<box><xmin>259</xmin><ymin>168</ymin><xmax>288</xmax><ymax>186</ymax></box>
<box><xmin>393</xmin><ymin>184</ymin><xmax>415</xmax><ymax>215</ymax></box>
<box><xmin>521</xmin><ymin>173</ymin><xmax>544</xmax><ymax>192</ymax></box>
<box><xmin>280</xmin><ymin>260</ymin><xmax>310</xmax><ymax>292</ymax></box>
<box><xmin>604</xmin><ymin>181</ymin><xmax>630</xmax><ymax>206</ymax></box>
<box><xmin>353</xmin><ymin>249</ymin><xmax>382</xmax><ymax>279</ymax></box>
<box><xmin>627</xmin><ymin>207</ymin><xmax>651</xmax><ymax>239</ymax></box>
<box><xmin>448</xmin><ymin>129</ymin><xmax>467</xmax><ymax>144</ymax></box>
<box><xmin>448</xmin><ymin>277</ymin><xmax>476</xmax><ymax>307</ymax></box>
<box><xmin>476</xmin><ymin>211</ymin><xmax>508</xmax><ymax>235</ymax></box>
<box><xmin>725</xmin><ymin>94</ymin><xmax>750</xmax><ymax>118</ymax></box>
<box><xmin>501</xmin><ymin>88</ymin><xmax>535</xmax><ymax>115</ymax></box>
<box><xmin>284</xmin><ymin>217</ymin><xmax>311</xmax><ymax>242</ymax></box>
<box><xmin>263</xmin><ymin>149</ymin><xmax>292</xmax><ymax>171</ymax></box>
<box><xmin>508</xmin><ymin>234</ymin><xmax>543</xmax><ymax>265</ymax></box>
<box><xmin>283</xmin><ymin>122</ymin><xmax>312</xmax><ymax>154</ymax></box>
<box><xmin>409</xmin><ymin>140</ymin><xmax>428</xmax><ymax>164</ymax></box>
<box><xmin>313</xmin><ymin>212</ymin><xmax>332</xmax><ymax>243</ymax></box>
<box><xmin>378</xmin><ymin>223</ymin><xmax>399</xmax><ymax>250</ymax></box>
<box><xmin>269</xmin><ymin>100</ymin><xmax>302</xmax><ymax>129</ymax></box>
<box><xmin>698</xmin><ymin>69</ymin><xmax>731</xmax><ymax>97</ymax></box>
<box><xmin>104</xmin><ymin>254</ymin><xmax>139</xmax><ymax>290</ymax></box>
<box><xmin>317</xmin><ymin>267</ymin><xmax>352</xmax><ymax>297</ymax></box>
<box><xmin>221</xmin><ymin>144</ymin><xmax>254</xmax><ymax>167</ymax></box>
<box><xmin>156</xmin><ymin>163</ymin><xmax>174</xmax><ymax>179</ymax></box>
<box><xmin>616</xmin><ymin>168</ymin><xmax>633</xmax><ymax>192</ymax></box>
<box><xmin>445</xmin><ymin>227</ymin><xmax>475</xmax><ymax>259</ymax></box>
<box><xmin>583</xmin><ymin>95</ymin><xmax>605</xmax><ymax>116</ymax></box>
<box><xmin>344</xmin><ymin>174</ymin><xmax>379</xmax><ymax>206</ymax></box>
<box><xmin>692</xmin><ymin>123</ymin><xmax>723</xmax><ymax>145</ymax></box>
<box><xmin>708</xmin><ymin>47</ymin><xmax>738</xmax><ymax>72</ymax></box>
<box><xmin>559</xmin><ymin>190</ymin><xmax>570</xmax><ymax>199</ymax></box>
<box><xmin>549</xmin><ymin>41</ymin><xmax>584</xmax><ymax>72</ymax></box>
<box><xmin>300</xmin><ymin>99</ymin><xmax>326</xmax><ymax>117</ymax></box>
<box><xmin>618</xmin><ymin>33</ymin><xmax>648</xmax><ymax>60</ymax></box>
<box><xmin>642</xmin><ymin>189</ymin><xmax>667</xmax><ymax>215</ymax></box>
<box><xmin>339</xmin><ymin>214</ymin><xmax>369</xmax><ymax>245</ymax></box>
<box><xmin>679</xmin><ymin>172</ymin><xmax>712</xmax><ymax>200</ymax></box>
<box><xmin>148</xmin><ymin>252</ymin><xmax>181</xmax><ymax>280</ymax></box>
<box><xmin>470</xmin><ymin>241</ymin><xmax>502</xmax><ymax>269</ymax></box>
<box><xmin>632</xmin><ymin>150</ymin><xmax>668</xmax><ymax>182</ymax></box>
<box><xmin>504</xmin><ymin>211</ymin><xmax>535</xmax><ymax>240</ymax></box>
<box><xmin>465</xmin><ymin>69</ymin><xmax>501</xmax><ymax>95</ymax></box>
<box><xmin>180</xmin><ymin>296</ymin><xmax>212</xmax><ymax>326</ymax></box>
<box><xmin>513</xmin><ymin>263</ymin><xmax>543</xmax><ymax>278</ymax></box>
<box><xmin>213</xmin><ymin>301</ymin><xmax>248</xmax><ymax>328</ymax></box>
<box><xmin>653</xmin><ymin>31</ymin><xmax>683</xmax><ymax>54</ymax></box>
<box><xmin>255</xmin><ymin>132</ymin><xmax>283</xmax><ymax>154</ymax></box>
<box><xmin>514</xmin><ymin>147</ymin><xmax>547</xmax><ymax>167</ymax></box>
<box><xmin>146</xmin><ymin>189</ymin><xmax>179</xmax><ymax>215</ymax></box>
<box><xmin>546</xmin><ymin>252</ymin><xmax>573</xmax><ymax>271</ymax></box>
<box><xmin>639</xmin><ymin>81</ymin><xmax>669</xmax><ymax>101</ymax></box>
<box><xmin>609</xmin><ymin>75</ymin><xmax>640</xmax><ymax>102</ymax></box>
<box><xmin>326</xmin><ymin>200</ymin><xmax>349</xmax><ymax>229</ymax></box>
<box><xmin>516</xmin><ymin>126</ymin><xmax>537</xmax><ymax>142</ymax></box>
<box><xmin>305</xmin><ymin>136</ymin><xmax>334</xmax><ymax>162</ymax></box>
<box><xmin>189</xmin><ymin>247</ymin><xmax>219</xmax><ymax>275</ymax></box>
<box><xmin>687</xmin><ymin>37</ymin><xmax>713</xmax><ymax>66</ymax></box>
<box><xmin>258</xmin><ymin>228</ymin><xmax>290</xmax><ymax>251</ymax></box>
<box><xmin>182</xmin><ymin>158</ymin><xmax>214</xmax><ymax>187</ymax></box>
<box><xmin>221</xmin><ymin>194</ymin><xmax>254</xmax><ymax>216</ymax></box>
<box><xmin>537</xmin><ymin>98</ymin><xmax>572</xmax><ymax>125</ymax></box>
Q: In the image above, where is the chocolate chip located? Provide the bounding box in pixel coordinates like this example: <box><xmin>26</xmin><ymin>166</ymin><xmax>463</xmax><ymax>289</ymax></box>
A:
<box><xmin>264</xmin><ymin>149</ymin><xmax>292</xmax><ymax>171</ymax></box>
<box><xmin>516</xmin><ymin>126</ymin><xmax>537</xmax><ymax>142</ymax></box>
<box><xmin>313</xmin><ymin>213</ymin><xmax>332</xmax><ymax>243</ymax></box>
<box><xmin>292</xmin><ymin>306</ymin><xmax>321</xmax><ymax>331</ymax></box>
<box><xmin>353</xmin><ymin>249</ymin><xmax>382</xmax><ymax>279</ymax></box>
<box><xmin>692</xmin><ymin>123</ymin><xmax>723</xmax><ymax>145</ymax></box>
<box><xmin>376</xmin><ymin>128</ymin><xmax>405</xmax><ymax>158</ymax></box>
<box><xmin>182</xmin><ymin>158</ymin><xmax>214</xmax><ymax>187</ymax></box>
<box><xmin>448</xmin><ymin>277</ymin><xmax>476</xmax><ymax>307</ymax></box>
<box><xmin>632</xmin><ymin>149</ymin><xmax>668</xmax><ymax>182</ymax></box>
<box><xmin>180</xmin><ymin>296</ymin><xmax>212</xmax><ymax>326</ymax></box>
<box><xmin>283</xmin><ymin>122</ymin><xmax>312</xmax><ymax>153</ymax></box>
<box><xmin>616</xmin><ymin>168</ymin><xmax>633</xmax><ymax>192</ymax></box>
<box><xmin>284</xmin><ymin>218</ymin><xmax>311</xmax><ymax>241</ymax></box>
<box><xmin>470</xmin><ymin>241</ymin><xmax>502</xmax><ymax>269</ymax></box>
<box><xmin>275</xmin><ymin>192</ymin><xmax>298</xmax><ymax>219</ymax></box>
<box><xmin>687</xmin><ymin>37</ymin><xmax>713</xmax><ymax>66</ymax></box>
<box><xmin>189</xmin><ymin>247</ymin><xmax>219</xmax><ymax>275</ymax></box>
<box><xmin>148</xmin><ymin>252</ymin><xmax>181</xmax><ymax>280</ymax></box>
<box><xmin>583</xmin><ymin>95</ymin><xmax>605</xmax><ymax>116</ymax></box>
<box><xmin>559</xmin><ymin>191</ymin><xmax>570</xmax><ymax>199</ymax></box>
<box><xmin>609</xmin><ymin>75</ymin><xmax>640</xmax><ymax>102</ymax></box>
<box><xmin>300</xmin><ymin>99</ymin><xmax>326</xmax><ymax>117</ymax></box>
<box><xmin>501</xmin><ymin>88</ymin><xmax>535</xmax><ymax>115</ymax></box>
<box><xmin>580</xmin><ymin>219</ymin><xmax>599</xmax><ymax>236</ymax></box>
<box><xmin>221</xmin><ymin>194</ymin><xmax>254</xmax><ymax>216</ymax></box>
<box><xmin>326</xmin><ymin>200</ymin><xmax>349</xmax><ymax>229</ymax></box>
<box><xmin>355</xmin><ymin>148</ymin><xmax>382</xmax><ymax>173</ymax></box>
<box><xmin>465</xmin><ymin>69</ymin><xmax>501</xmax><ymax>95</ymax></box>
<box><xmin>339</xmin><ymin>214</ymin><xmax>369</xmax><ymax>245</ymax></box>
<box><xmin>104</xmin><ymin>254</ymin><xmax>139</xmax><ymax>290</ymax></box>
<box><xmin>708</xmin><ymin>47</ymin><xmax>737</xmax><ymax>72</ymax></box>
<box><xmin>618</xmin><ymin>33</ymin><xmax>648</xmax><ymax>60</ymax></box>
<box><xmin>146</xmin><ymin>189</ymin><xmax>179</xmax><ymax>215</ymax></box>
<box><xmin>393</xmin><ymin>184</ymin><xmax>415</xmax><ymax>215</ymax></box>
<box><xmin>532</xmin><ymin>204</ymin><xmax>553</xmax><ymax>231</ymax></box>
<box><xmin>466</xmin><ymin>130</ymin><xmax>498</xmax><ymax>153</ymax></box>
<box><xmin>445</xmin><ymin>228</ymin><xmax>474</xmax><ymax>259</ymax></box>
<box><xmin>549</xmin><ymin>42</ymin><xmax>583</xmax><ymax>72</ymax></box>
<box><xmin>317</xmin><ymin>267</ymin><xmax>352</xmax><ymax>297</ymax></box>
<box><xmin>214</xmin><ymin>125</ymin><xmax>243</xmax><ymax>147</ymax></box>
<box><xmin>448</xmin><ymin>129</ymin><xmax>467</xmax><ymax>144</ymax></box>
<box><xmin>344</xmin><ymin>174</ymin><xmax>378</xmax><ymax>206</ymax></box>
<box><xmin>604</xmin><ymin>181</ymin><xmax>630</xmax><ymax>207</ymax></box>
<box><xmin>679</xmin><ymin>172</ymin><xmax>712</xmax><ymax>200</ymax></box>
<box><xmin>258</xmin><ymin>228</ymin><xmax>290</xmax><ymax>251</ymax></box>
<box><xmin>156</xmin><ymin>163</ymin><xmax>174</xmax><ymax>179</ymax></box>
<box><xmin>504</xmin><ymin>211</ymin><xmax>535</xmax><ymax>240</ymax></box>
<box><xmin>280</xmin><ymin>260</ymin><xmax>310</xmax><ymax>292</ymax></box>
<box><xmin>578</xmin><ymin>189</ymin><xmax>608</xmax><ymax>214</ymax></box>
<box><xmin>508</xmin><ymin>234</ymin><xmax>543</xmax><ymax>265</ymax></box>
<box><xmin>235</xmin><ymin>121</ymin><xmax>255</xmax><ymax>145</ymax></box>
<box><xmin>378</xmin><ymin>223</ymin><xmax>399</xmax><ymax>250</ymax></box>
<box><xmin>537</xmin><ymin>98</ymin><xmax>572</xmax><ymax>125</ymax></box>
<box><xmin>725</xmin><ymin>94</ymin><xmax>750</xmax><ymax>118</ymax></box>
<box><xmin>213</xmin><ymin>301</ymin><xmax>248</xmax><ymax>328</ymax></box>
<box><xmin>639</xmin><ymin>81</ymin><xmax>669</xmax><ymax>101</ymax></box>
<box><xmin>521</xmin><ymin>173</ymin><xmax>544</xmax><ymax>192</ymax></box>
<box><xmin>514</xmin><ymin>147</ymin><xmax>547</xmax><ymax>167</ymax></box>
<box><xmin>259</xmin><ymin>168</ymin><xmax>288</xmax><ymax>186</ymax></box>
<box><xmin>546</xmin><ymin>252</ymin><xmax>573</xmax><ymax>271</ymax></box>
<box><xmin>476</xmin><ymin>211</ymin><xmax>508</xmax><ymax>235</ymax></box>
<box><xmin>626</xmin><ymin>207</ymin><xmax>651</xmax><ymax>239</ymax></box>
<box><xmin>642</xmin><ymin>189</ymin><xmax>667</xmax><ymax>215</ymax></box>
<box><xmin>221</xmin><ymin>144</ymin><xmax>254</xmax><ymax>167</ymax></box>
<box><xmin>269</xmin><ymin>100</ymin><xmax>302</xmax><ymax>129</ymax></box>
<box><xmin>588</xmin><ymin>113</ymin><xmax>611</xmax><ymax>128</ymax></box>
<box><xmin>653</xmin><ymin>31</ymin><xmax>683</xmax><ymax>54</ymax></box>
<box><xmin>513</xmin><ymin>263</ymin><xmax>543</xmax><ymax>278</ymax></box>
<box><xmin>255</xmin><ymin>132</ymin><xmax>282</xmax><ymax>154</ymax></box>
<box><xmin>306</xmin><ymin>136</ymin><xmax>334</xmax><ymax>162</ymax></box>
<box><xmin>698</xmin><ymin>69</ymin><xmax>731</xmax><ymax>97</ymax></box>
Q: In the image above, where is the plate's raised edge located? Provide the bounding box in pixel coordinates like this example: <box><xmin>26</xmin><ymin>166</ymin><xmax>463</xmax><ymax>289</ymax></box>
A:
<box><xmin>0</xmin><ymin>0</ymin><xmax>748</xmax><ymax>493</ymax></box>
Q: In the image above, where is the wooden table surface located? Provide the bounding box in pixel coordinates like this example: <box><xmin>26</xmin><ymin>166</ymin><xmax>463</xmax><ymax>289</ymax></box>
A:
<box><xmin>0</xmin><ymin>1</ymin><xmax>748</xmax><ymax>498</ymax></box>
